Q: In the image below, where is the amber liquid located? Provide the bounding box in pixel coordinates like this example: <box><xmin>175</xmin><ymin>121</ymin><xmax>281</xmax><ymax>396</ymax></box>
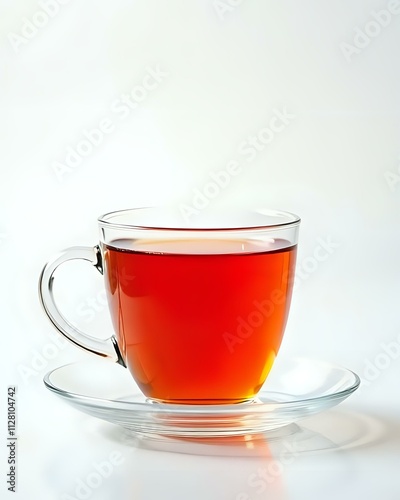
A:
<box><xmin>104</xmin><ymin>239</ymin><xmax>297</xmax><ymax>404</ymax></box>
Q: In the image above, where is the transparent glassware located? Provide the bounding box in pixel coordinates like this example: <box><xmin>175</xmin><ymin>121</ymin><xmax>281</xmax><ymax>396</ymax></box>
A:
<box><xmin>39</xmin><ymin>207</ymin><xmax>301</xmax><ymax>404</ymax></box>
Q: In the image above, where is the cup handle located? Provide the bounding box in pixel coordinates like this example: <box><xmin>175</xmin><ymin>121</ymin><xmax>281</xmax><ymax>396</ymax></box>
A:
<box><xmin>38</xmin><ymin>245</ymin><xmax>126</xmax><ymax>367</ymax></box>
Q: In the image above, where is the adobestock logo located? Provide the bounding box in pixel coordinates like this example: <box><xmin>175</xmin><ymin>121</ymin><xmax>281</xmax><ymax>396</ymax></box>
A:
<box><xmin>17</xmin><ymin>331</ymin><xmax>68</xmax><ymax>384</ymax></box>
<box><xmin>223</xmin><ymin>290</ymin><xmax>286</xmax><ymax>354</ymax></box>
<box><xmin>360</xmin><ymin>333</ymin><xmax>400</xmax><ymax>391</ymax></box>
<box><xmin>52</xmin><ymin>118</ymin><xmax>115</xmax><ymax>182</ymax></box>
<box><xmin>340</xmin><ymin>1</ymin><xmax>400</xmax><ymax>62</ymax></box>
<box><xmin>61</xmin><ymin>451</ymin><xmax>124</xmax><ymax>500</ymax></box>
<box><xmin>75</xmin><ymin>266</ymin><xmax>135</xmax><ymax>323</ymax></box>
<box><xmin>179</xmin><ymin>162</ymin><xmax>242</xmax><ymax>221</ymax></box>
<box><xmin>179</xmin><ymin>107</ymin><xmax>296</xmax><ymax>222</ymax></box>
<box><xmin>293</xmin><ymin>236</ymin><xmax>340</xmax><ymax>290</ymax></box>
<box><xmin>8</xmin><ymin>0</ymin><xmax>72</xmax><ymax>55</ymax></box>
<box><xmin>222</xmin><ymin>235</ymin><xmax>340</xmax><ymax>354</ymax></box>
<box><xmin>52</xmin><ymin>65</ymin><xmax>167</xmax><ymax>183</ymax></box>
<box><xmin>237</xmin><ymin>108</ymin><xmax>295</xmax><ymax>163</ymax></box>
<box><xmin>76</xmin><ymin>290</ymin><xmax>108</xmax><ymax>324</ymax></box>
<box><xmin>236</xmin><ymin>438</ymin><xmax>301</xmax><ymax>499</ymax></box>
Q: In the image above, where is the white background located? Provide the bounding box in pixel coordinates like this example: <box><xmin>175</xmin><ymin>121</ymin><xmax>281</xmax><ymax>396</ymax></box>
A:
<box><xmin>1</xmin><ymin>1</ymin><xmax>400</xmax><ymax>499</ymax></box>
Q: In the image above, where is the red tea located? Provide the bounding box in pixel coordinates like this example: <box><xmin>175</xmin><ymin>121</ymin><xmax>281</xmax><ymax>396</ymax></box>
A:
<box><xmin>103</xmin><ymin>239</ymin><xmax>296</xmax><ymax>404</ymax></box>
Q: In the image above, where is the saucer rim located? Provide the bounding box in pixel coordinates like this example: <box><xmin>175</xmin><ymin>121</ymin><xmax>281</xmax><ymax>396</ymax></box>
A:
<box><xmin>43</xmin><ymin>357</ymin><xmax>360</xmax><ymax>414</ymax></box>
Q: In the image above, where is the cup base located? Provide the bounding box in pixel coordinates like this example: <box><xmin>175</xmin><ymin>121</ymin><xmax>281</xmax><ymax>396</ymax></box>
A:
<box><xmin>146</xmin><ymin>397</ymin><xmax>258</xmax><ymax>406</ymax></box>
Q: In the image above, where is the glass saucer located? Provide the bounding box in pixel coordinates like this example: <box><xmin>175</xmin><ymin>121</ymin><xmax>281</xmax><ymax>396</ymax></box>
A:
<box><xmin>43</xmin><ymin>357</ymin><xmax>360</xmax><ymax>438</ymax></box>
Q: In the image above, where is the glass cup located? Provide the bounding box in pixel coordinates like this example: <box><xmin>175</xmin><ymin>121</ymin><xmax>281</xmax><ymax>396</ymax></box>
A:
<box><xmin>39</xmin><ymin>208</ymin><xmax>300</xmax><ymax>404</ymax></box>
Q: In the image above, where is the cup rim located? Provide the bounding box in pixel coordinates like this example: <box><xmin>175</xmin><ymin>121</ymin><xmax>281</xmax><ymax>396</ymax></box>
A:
<box><xmin>97</xmin><ymin>207</ymin><xmax>301</xmax><ymax>232</ymax></box>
